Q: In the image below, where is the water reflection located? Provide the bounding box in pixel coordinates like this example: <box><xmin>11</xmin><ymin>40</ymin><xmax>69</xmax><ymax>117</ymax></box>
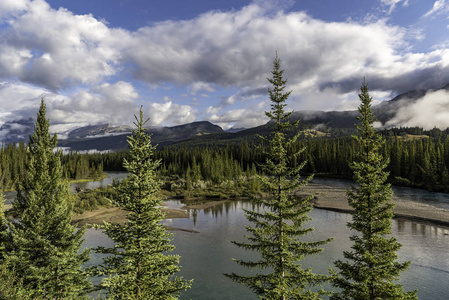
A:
<box><xmin>312</xmin><ymin>177</ymin><xmax>449</xmax><ymax>210</ymax></box>
<box><xmin>83</xmin><ymin>200</ymin><xmax>449</xmax><ymax>300</ymax></box>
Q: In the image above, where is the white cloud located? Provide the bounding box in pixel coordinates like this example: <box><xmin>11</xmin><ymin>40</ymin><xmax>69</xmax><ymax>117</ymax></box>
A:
<box><xmin>386</xmin><ymin>89</ymin><xmax>449</xmax><ymax>129</ymax></box>
<box><xmin>145</xmin><ymin>101</ymin><xmax>197</xmax><ymax>126</ymax></box>
<box><xmin>207</xmin><ymin>102</ymin><xmax>269</xmax><ymax>129</ymax></box>
<box><xmin>423</xmin><ymin>0</ymin><xmax>447</xmax><ymax>18</ymax></box>
<box><xmin>0</xmin><ymin>0</ymin><xmax>28</xmax><ymax>20</ymax></box>
<box><xmin>206</xmin><ymin>106</ymin><xmax>219</xmax><ymax>115</ymax></box>
<box><xmin>0</xmin><ymin>80</ymin><xmax>200</xmax><ymax>142</ymax></box>
<box><xmin>1</xmin><ymin>0</ymin><xmax>449</xmax><ymax>134</ymax></box>
<box><xmin>47</xmin><ymin>81</ymin><xmax>139</xmax><ymax>129</ymax></box>
<box><xmin>123</xmin><ymin>5</ymin><xmax>449</xmax><ymax>100</ymax></box>
<box><xmin>1</xmin><ymin>0</ymin><xmax>448</xmax><ymax>97</ymax></box>
<box><xmin>0</xmin><ymin>82</ymin><xmax>48</xmax><ymax>121</ymax></box>
<box><xmin>0</xmin><ymin>0</ymin><xmax>128</xmax><ymax>90</ymax></box>
<box><xmin>381</xmin><ymin>0</ymin><xmax>409</xmax><ymax>14</ymax></box>
<box><xmin>189</xmin><ymin>82</ymin><xmax>215</xmax><ymax>95</ymax></box>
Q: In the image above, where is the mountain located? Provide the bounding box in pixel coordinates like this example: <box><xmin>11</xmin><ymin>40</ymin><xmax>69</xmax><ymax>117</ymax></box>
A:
<box><xmin>289</xmin><ymin>85</ymin><xmax>439</xmax><ymax>129</ymax></box>
<box><xmin>57</xmin><ymin>121</ymin><xmax>225</xmax><ymax>151</ymax></box>
<box><xmin>2</xmin><ymin>84</ymin><xmax>448</xmax><ymax>151</ymax></box>
<box><xmin>67</xmin><ymin>124</ymin><xmax>132</xmax><ymax>139</ymax></box>
<box><xmin>0</xmin><ymin>118</ymin><xmax>35</xmax><ymax>144</ymax></box>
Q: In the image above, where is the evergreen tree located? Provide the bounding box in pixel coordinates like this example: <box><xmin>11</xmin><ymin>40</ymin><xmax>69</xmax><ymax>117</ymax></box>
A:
<box><xmin>94</xmin><ymin>108</ymin><xmax>192</xmax><ymax>299</ymax></box>
<box><xmin>7</xmin><ymin>99</ymin><xmax>91</xmax><ymax>298</ymax></box>
<box><xmin>225</xmin><ymin>54</ymin><xmax>332</xmax><ymax>299</ymax></box>
<box><xmin>0</xmin><ymin>259</ymin><xmax>30</xmax><ymax>300</ymax></box>
<box><xmin>0</xmin><ymin>193</ymin><xmax>7</xmax><ymax>260</ymax></box>
<box><xmin>331</xmin><ymin>81</ymin><xmax>417</xmax><ymax>299</ymax></box>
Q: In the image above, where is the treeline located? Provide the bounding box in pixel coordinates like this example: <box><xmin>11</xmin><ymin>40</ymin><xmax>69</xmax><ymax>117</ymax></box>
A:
<box><xmin>3</xmin><ymin>128</ymin><xmax>449</xmax><ymax>193</ymax></box>
<box><xmin>82</xmin><ymin>131</ymin><xmax>449</xmax><ymax>193</ymax></box>
<box><xmin>381</xmin><ymin>125</ymin><xmax>449</xmax><ymax>138</ymax></box>
<box><xmin>296</xmin><ymin>134</ymin><xmax>449</xmax><ymax>192</ymax></box>
<box><xmin>0</xmin><ymin>143</ymin><xmax>104</xmax><ymax>191</ymax></box>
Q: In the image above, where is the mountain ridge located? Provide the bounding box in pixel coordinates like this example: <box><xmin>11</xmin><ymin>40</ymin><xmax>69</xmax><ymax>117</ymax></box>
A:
<box><xmin>2</xmin><ymin>84</ymin><xmax>448</xmax><ymax>150</ymax></box>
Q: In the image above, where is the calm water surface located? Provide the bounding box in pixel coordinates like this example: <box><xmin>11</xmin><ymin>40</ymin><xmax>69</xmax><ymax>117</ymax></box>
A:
<box><xmin>83</xmin><ymin>199</ymin><xmax>449</xmax><ymax>300</ymax></box>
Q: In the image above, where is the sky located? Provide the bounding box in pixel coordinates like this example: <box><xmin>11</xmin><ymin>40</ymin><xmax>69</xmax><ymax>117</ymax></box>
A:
<box><xmin>1</xmin><ymin>0</ymin><xmax>449</xmax><ymax>138</ymax></box>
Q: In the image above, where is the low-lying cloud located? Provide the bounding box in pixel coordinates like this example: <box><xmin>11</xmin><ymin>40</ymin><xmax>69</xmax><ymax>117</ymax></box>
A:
<box><xmin>386</xmin><ymin>89</ymin><xmax>449</xmax><ymax>129</ymax></box>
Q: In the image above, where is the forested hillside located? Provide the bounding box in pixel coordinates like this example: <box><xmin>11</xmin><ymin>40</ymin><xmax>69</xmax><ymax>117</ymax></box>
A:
<box><xmin>87</xmin><ymin>128</ymin><xmax>449</xmax><ymax>193</ymax></box>
<box><xmin>3</xmin><ymin>126</ymin><xmax>449</xmax><ymax>194</ymax></box>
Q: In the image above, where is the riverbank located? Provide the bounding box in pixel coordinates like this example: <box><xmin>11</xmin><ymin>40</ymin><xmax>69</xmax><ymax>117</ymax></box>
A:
<box><xmin>5</xmin><ymin>180</ymin><xmax>449</xmax><ymax>228</ymax></box>
<box><xmin>297</xmin><ymin>182</ymin><xmax>449</xmax><ymax>228</ymax></box>
<box><xmin>71</xmin><ymin>205</ymin><xmax>190</xmax><ymax>227</ymax></box>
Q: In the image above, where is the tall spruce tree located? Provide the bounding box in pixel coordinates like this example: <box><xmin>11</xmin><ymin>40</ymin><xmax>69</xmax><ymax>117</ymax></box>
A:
<box><xmin>94</xmin><ymin>108</ymin><xmax>191</xmax><ymax>299</ymax></box>
<box><xmin>225</xmin><ymin>54</ymin><xmax>332</xmax><ymax>299</ymax></box>
<box><xmin>331</xmin><ymin>81</ymin><xmax>417</xmax><ymax>299</ymax></box>
<box><xmin>7</xmin><ymin>99</ymin><xmax>91</xmax><ymax>298</ymax></box>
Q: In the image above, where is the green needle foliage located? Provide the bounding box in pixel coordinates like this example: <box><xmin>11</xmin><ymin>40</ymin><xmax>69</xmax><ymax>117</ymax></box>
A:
<box><xmin>225</xmin><ymin>54</ymin><xmax>332</xmax><ymax>299</ymax></box>
<box><xmin>7</xmin><ymin>98</ymin><xmax>91</xmax><ymax>299</ymax></box>
<box><xmin>0</xmin><ymin>193</ymin><xmax>7</xmax><ymax>261</ymax></box>
<box><xmin>331</xmin><ymin>81</ymin><xmax>418</xmax><ymax>299</ymax></box>
<box><xmin>93</xmin><ymin>108</ymin><xmax>192</xmax><ymax>299</ymax></box>
<box><xmin>0</xmin><ymin>258</ymin><xmax>31</xmax><ymax>300</ymax></box>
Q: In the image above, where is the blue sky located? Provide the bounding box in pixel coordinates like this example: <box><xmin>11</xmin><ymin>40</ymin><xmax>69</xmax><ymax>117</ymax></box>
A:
<box><xmin>1</xmin><ymin>0</ymin><xmax>449</xmax><ymax>138</ymax></box>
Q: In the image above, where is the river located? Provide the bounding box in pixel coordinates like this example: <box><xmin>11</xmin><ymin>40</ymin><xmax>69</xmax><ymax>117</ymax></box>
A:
<box><xmin>2</xmin><ymin>171</ymin><xmax>127</xmax><ymax>205</ymax></box>
<box><xmin>4</xmin><ymin>173</ymin><xmax>449</xmax><ymax>299</ymax></box>
<box><xmin>83</xmin><ymin>200</ymin><xmax>449</xmax><ymax>299</ymax></box>
<box><xmin>82</xmin><ymin>175</ymin><xmax>449</xmax><ymax>300</ymax></box>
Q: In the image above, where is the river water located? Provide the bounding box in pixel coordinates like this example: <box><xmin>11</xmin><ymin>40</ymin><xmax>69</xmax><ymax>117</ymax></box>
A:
<box><xmin>4</xmin><ymin>173</ymin><xmax>449</xmax><ymax>299</ymax></box>
<box><xmin>2</xmin><ymin>171</ymin><xmax>127</xmax><ymax>205</ymax></box>
<box><xmin>82</xmin><ymin>177</ymin><xmax>449</xmax><ymax>300</ymax></box>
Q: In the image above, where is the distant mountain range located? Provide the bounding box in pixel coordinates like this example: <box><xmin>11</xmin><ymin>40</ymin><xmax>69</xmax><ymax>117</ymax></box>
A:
<box><xmin>0</xmin><ymin>118</ymin><xmax>35</xmax><ymax>145</ymax></box>
<box><xmin>57</xmin><ymin>121</ymin><xmax>225</xmax><ymax>151</ymax></box>
<box><xmin>1</xmin><ymin>84</ymin><xmax>448</xmax><ymax>151</ymax></box>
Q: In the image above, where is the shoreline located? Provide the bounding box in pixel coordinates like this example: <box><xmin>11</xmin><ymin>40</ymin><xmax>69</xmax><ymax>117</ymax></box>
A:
<box><xmin>298</xmin><ymin>182</ymin><xmax>449</xmax><ymax>228</ymax></box>
<box><xmin>4</xmin><ymin>181</ymin><xmax>449</xmax><ymax>229</ymax></box>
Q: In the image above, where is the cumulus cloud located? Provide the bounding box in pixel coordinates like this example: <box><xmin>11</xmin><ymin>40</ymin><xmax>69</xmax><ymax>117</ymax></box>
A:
<box><xmin>0</xmin><ymin>0</ymin><xmax>28</xmax><ymax>20</ymax></box>
<box><xmin>0</xmin><ymin>81</ymin><xmax>196</xmax><ymax>141</ymax></box>
<box><xmin>0</xmin><ymin>82</ymin><xmax>48</xmax><ymax>121</ymax></box>
<box><xmin>207</xmin><ymin>100</ymin><xmax>269</xmax><ymax>129</ymax></box>
<box><xmin>209</xmin><ymin>108</ymin><xmax>267</xmax><ymax>129</ymax></box>
<box><xmin>123</xmin><ymin>4</ymin><xmax>449</xmax><ymax>101</ymax></box>
<box><xmin>1</xmin><ymin>0</ymin><xmax>449</xmax><ymax>132</ymax></box>
<box><xmin>386</xmin><ymin>89</ymin><xmax>449</xmax><ymax>129</ymax></box>
<box><xmin>0</xmin><ymin>0</ymin><xmax>128</xmax><ymax>90</ymax></box>
<box><xmin>47</xmin><ymin>81</ymin><xmax>139</xmax><ymax>129</ymax></box>
<box><xmin>189</xmin><ymin>82</ymin><xmax>215</xmax><ymax>95</ymax></box>
<box><xmin>2</xmin><ymin>0</ymin><xmax>449</xmax><ymax>96</ymax></box>
<box><xmin>145</xmin><ymin>100</ymin><xmax>197</xmax><ymax>126</ymax></box>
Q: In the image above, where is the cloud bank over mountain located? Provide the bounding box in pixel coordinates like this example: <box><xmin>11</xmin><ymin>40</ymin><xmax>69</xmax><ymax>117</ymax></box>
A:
<box><xmin>0</xmin><ymin>0</ymin><xmax>448</xmax><ymax>137</ymax></box>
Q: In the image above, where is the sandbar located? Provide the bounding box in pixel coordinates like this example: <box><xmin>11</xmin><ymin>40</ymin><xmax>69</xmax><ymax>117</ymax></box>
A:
<box><xmin>297</xmin><ymin>182</ymin><xmax>449</xmax><ymax>228</ymax></box>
